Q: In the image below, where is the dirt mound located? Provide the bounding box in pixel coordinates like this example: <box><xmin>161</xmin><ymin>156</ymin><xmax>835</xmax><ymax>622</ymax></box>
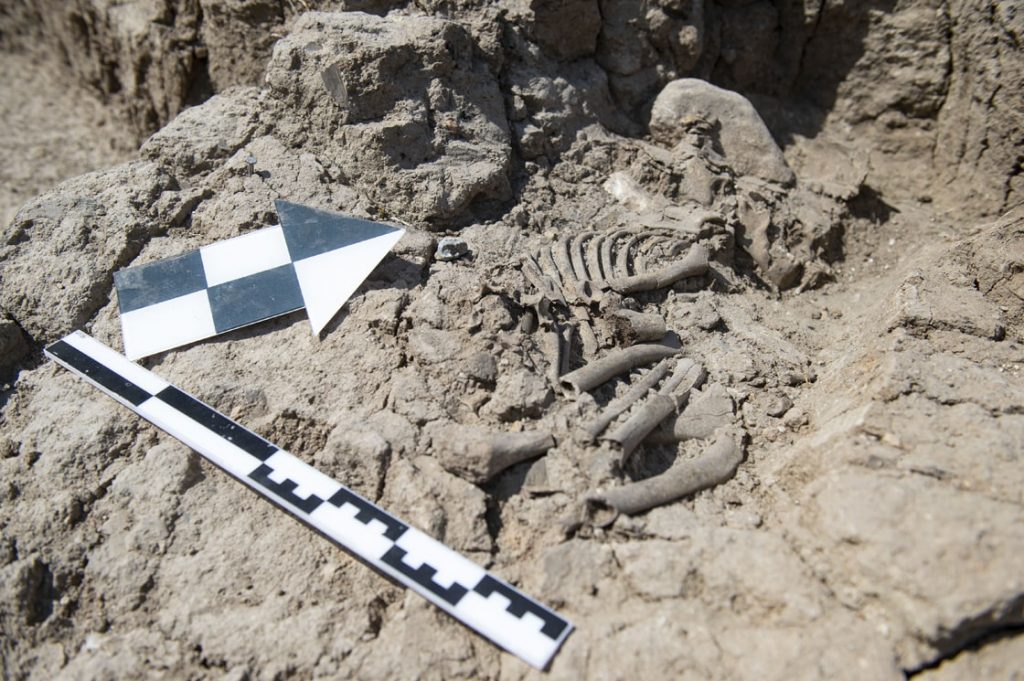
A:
<box><xmin>3</xmin><ymin>1</ymin><xmax>1019</xmax><ymax>217</ymax></box>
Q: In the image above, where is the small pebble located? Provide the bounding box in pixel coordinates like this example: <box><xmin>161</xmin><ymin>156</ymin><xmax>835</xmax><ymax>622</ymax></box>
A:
<box><xmin>881</xmin><ymin>432</ymin><xmax>902</xmax><ymax>448</ymax></box>
<box><xmin>435</xmin><ymin>236</ymin><xmax>469</xmax><ymax>261</ymax></box>
<box><xmin>695</xmin><ymin>309</ymin><xmax>722</xmax><ymax>331</ymax></box>
<box><xmin>766</xmin><ymin>395</ymin><xmax>792</xmax><ymax>418</ymax></box>
<box><xmin>0</xmin><ymin>437</ymin><xmax>17</xmax><ymax>458</ymax></box>
<box><xmin>783</xmin><ymin>408</ymin><xmax>809</xmax><ymax>428</ymax></box>
<box><xmin>725</xmin><ymin>509</ymin><xmax>763</xmax><ymax>529</ymax></box>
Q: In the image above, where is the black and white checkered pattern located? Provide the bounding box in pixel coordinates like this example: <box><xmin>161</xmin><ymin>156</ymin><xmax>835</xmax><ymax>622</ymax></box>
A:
<box><xmin>114</xmin><ymin>200</ymin><xmax>405</xmax><ymax>359</ymax></box>
<box><xmin>45</xmin><ymin>332</ymin><xmax>572</xmax><ymax>669</ymax></box>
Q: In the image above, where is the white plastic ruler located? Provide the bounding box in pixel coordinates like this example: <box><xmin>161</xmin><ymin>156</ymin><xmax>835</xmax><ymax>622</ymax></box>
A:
<box><xmin>45</xmin><ymin>331</ymin><xmax>572</xmax><ymax>669</ymax></box>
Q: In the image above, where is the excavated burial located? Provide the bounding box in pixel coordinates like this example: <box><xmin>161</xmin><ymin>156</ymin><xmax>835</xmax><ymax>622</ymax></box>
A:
<box><xmin>0</xmin><ymin>3</ymin><xmax>1022</xmax><ymax>680</ymax></box>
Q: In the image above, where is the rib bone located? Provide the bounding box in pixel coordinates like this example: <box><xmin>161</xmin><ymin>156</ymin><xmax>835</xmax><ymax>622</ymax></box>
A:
<box><xmin>570</xmin><ymin>233</ymin><xmax>592</xmax><ymax>282</ymax></box>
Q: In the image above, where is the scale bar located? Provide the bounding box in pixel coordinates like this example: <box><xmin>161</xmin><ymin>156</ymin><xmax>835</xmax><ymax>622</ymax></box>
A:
<box><xmin>45</xmin><ymin>331</ymin><xmax>572</xmax><ymax>669</ymax></box>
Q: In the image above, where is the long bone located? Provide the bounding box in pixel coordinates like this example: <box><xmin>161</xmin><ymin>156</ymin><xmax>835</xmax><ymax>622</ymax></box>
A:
<box><xmin>602</xmin><ymin>359</ymin><xmax>707</xmax><ymax>459</ymax></box>
<box><xmin>588</xmin><ymin>428</ymin><xmax>743</xmax><ymax>515</ymax></box>
<box><xmin>608</xmin><ymin>309</ymin><xmax>667</xmax><ymax>345</ymax></box>
<box><xmin>560</xmin><ymin>344</ymin><xmax>679</xmax><ymax>393</ymax></box>
<box><xmin>557</xmin><ymin>323</ymin><xmax>574</xmax><ymax>377</ymax></box>
<box><xmin>541</xmin><ymin>327</ymin><xmax>563</xmax><ymax>383</ymax></box>
<box><xmin>581</xmin><ymin>357</ymin><xmax>674</xmax><ymax>443</ymax></box>
<box><xmin>575</xmin><ymin>316</ymin><xmax>599</xmax><ymax>356</ymax></box>
<box><xmin>433</xmin><ymin>427</ymin><xmax>557</xmax><ymax>484</ymax></box>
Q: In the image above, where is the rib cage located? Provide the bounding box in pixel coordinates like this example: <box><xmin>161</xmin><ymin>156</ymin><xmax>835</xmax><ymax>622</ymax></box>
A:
<box><xmin>522</xmin><ymin>228</ymin><xmax>699</xmax><ymax>305</ymax></box>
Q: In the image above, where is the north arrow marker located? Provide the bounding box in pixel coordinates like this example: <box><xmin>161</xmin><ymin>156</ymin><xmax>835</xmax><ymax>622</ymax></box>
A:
<box><xmin>114</xmin><ymin>200</ymin><xmax>405</xmax><ymax>359</ymax></box>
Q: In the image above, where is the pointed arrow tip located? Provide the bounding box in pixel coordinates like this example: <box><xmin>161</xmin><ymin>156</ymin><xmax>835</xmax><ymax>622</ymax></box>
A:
<box><xmin>297</xmin><ymin>229</ymin><xmax>405</xmax><ymax>335</ymax></box>
<box><xmin>274</xmin><ymin>201</ymin><xmax>406</xmax><ymax>334</ymax></box>
<box><xmin>288</xmin><ymin>222</ymin><xmax>405</xmax><ymax>337</ymax></box>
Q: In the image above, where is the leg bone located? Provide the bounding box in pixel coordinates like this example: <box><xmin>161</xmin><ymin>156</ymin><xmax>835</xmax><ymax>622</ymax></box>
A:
<box><xmin>602</xmin><ymin>359</ymin><xmax>706</xmax><ymax>459</ymax></box>
<box><xmin>581</xmin><ymin>357</ymin><xmax>673</xmax><ymax>442</ymax></box>
<box><xmin>588</xmin><ymin>428</ymin><xmax>743</xmax><ymax>515</ymax></box>
<box><xmin>560</xmin><ymin>344</ymin><xmax>679</xmax><ymax>393</ymax></box>
<box><xmin>433</xmin><ymin>427</ymin><xmax>556</xmax><ymax>484</ymax></box>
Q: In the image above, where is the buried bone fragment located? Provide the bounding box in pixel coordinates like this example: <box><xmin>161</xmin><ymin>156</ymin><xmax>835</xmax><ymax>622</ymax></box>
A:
<box><xmin>560</xmin><ymin>344</ymin><xmax>680</xmax><ymax>393</ymax></box>
<box><xmin>433</xmin><ymin>425</ymin><xmax>556</xmax><ymax>484</ymax></box>
<box><xmin>589</xmin><ymin>428</ymin><xmax>744</xmax><ymax>515</ymax></box>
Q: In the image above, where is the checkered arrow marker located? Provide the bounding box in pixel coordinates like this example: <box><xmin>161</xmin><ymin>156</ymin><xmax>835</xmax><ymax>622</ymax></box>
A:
<box><xmin>114</xmin><ymin>200</ymin><xmax>405</xmax><ymax>359</ymax></box>
<box><xmin>45</xmin><ymin>331</ymin><xmax>573</xmax><ymax>669</ymax></box>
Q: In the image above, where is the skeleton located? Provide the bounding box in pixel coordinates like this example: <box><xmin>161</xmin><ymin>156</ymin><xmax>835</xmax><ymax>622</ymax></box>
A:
<box><xmin>508</xmin><ymin>225</ymin><xmax>744</xmax><ymax>519</ymax></box>
<box><xmin>434</xmin><ymin>120</ymin><xmax>753</xmax><ymax>518</ymax></box>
